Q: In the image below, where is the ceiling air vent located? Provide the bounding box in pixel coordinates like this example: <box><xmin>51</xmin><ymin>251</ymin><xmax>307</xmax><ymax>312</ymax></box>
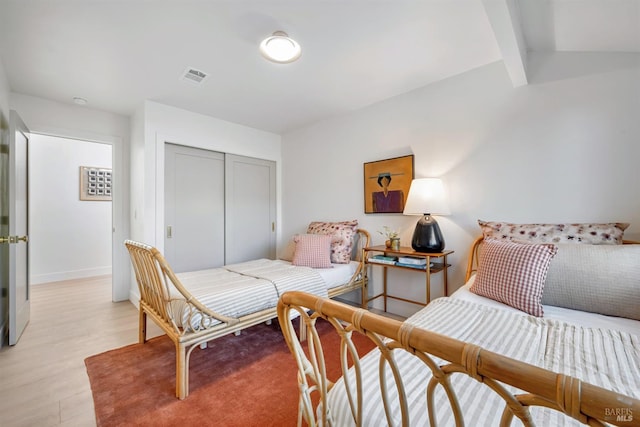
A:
<box><xmin>181</xmin><ymin>67</ymin><xmax>208</xmax><ymax>84</ymax></box>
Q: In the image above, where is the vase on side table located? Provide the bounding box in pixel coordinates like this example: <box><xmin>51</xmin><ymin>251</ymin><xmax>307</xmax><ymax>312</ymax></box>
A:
<box><xmin>390</xmin><ymin>238</ymin><xmax>400</xmax><ymax>251</ymax></box>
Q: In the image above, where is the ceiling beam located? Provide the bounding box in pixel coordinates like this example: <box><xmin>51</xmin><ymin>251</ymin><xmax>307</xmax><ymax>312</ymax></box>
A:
<box><xmin>482</xmin><ymin>0</ymin><xmax>529</xmax><ymax>87</ymax></box>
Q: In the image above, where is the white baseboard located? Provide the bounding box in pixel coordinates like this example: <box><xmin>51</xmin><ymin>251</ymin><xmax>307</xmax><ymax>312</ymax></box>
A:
<box><xmin>129</xmin><ymin>288</ymin><xmax>140</xmax><ymax>308</ymax></box>
<box><xmin>30</xmin><ymin>266</ymin><xmax>112</xmax><ymax>285</ymax></box>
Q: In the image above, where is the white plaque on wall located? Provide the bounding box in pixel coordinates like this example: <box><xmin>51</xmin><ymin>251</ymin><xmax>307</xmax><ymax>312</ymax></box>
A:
<box><xmin>80</xmin><ymin>166</ymin><xmax>112</xmax><ymax>201</ymax></box>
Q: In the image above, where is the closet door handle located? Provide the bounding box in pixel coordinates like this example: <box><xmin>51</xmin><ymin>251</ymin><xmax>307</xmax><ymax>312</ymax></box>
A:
<box><xmin>167</xmin><ymin>226</ymin><xmax>173</xmax><ymax>239</ymax></box>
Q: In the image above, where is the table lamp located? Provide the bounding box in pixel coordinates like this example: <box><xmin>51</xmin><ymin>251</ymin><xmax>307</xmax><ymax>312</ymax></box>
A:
<box><xmin>403</xmin><ymin>178</ymin><xmax>450</xmax><ymax>252</ymax></box>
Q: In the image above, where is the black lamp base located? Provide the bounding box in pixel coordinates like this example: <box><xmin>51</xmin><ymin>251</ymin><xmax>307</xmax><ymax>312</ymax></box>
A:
<box><xmin>411</xmin><ymin>214</ymin><xmax>445</xmax><ymax>253</ymax></box>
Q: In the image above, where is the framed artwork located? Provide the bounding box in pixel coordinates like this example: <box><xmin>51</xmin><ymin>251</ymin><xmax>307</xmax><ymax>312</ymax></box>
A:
<box><xmin>363</xmin><ymin>154</ymin><xmax>414</xmax><ymax>214</ymax></box>
<box><xmin>80</xmin><ymin>166</ymin><xmax>112</xmax><ymax>201</ymax></box>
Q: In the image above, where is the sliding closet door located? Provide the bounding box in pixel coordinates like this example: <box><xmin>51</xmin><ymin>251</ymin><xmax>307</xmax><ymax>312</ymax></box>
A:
<box><xmin>225</xmin><ymin>154</ymin><xmax>276</xmax><ymax>264</ymax></box>
<box><xmin>164</xmin><ymin>144</ymin><xmax>225</xmax><ymax>272</ymax></box>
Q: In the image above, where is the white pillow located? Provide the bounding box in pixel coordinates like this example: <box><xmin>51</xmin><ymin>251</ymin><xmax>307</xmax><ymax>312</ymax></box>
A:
<box><xmin>542</xmin><ymin>244</ymin><xmax>640</xmax><ymax>320</ymax></box>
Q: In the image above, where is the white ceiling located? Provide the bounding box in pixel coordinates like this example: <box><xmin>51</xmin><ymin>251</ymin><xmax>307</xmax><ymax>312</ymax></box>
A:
<box><xmin>0</xmin><ymin>0</ymin><xmax>638</xmax><ymax>134</ymax></box>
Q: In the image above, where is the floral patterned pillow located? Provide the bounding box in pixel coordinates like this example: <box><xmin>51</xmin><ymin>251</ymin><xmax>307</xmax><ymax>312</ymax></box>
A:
<box><xmin>307</xmin><ymin>220</ymin><xmax>358</xmax><ymax>264</ymax></box>
<box><xmin>478</xmin><ymin>220</ymin><xmax>629</xmax><ymax>245</ymax></box>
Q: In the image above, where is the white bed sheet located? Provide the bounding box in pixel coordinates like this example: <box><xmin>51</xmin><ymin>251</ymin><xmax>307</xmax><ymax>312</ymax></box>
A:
<box><xmin>452</xmin><ymin>275</ymin><xmax>640</xmax><ymax>335</ymax></box>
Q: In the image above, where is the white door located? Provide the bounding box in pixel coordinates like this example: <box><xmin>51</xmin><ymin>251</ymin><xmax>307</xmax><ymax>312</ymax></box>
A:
<box><xmin>1</xmin><ymin>111</ymin><xmax>30</xmax><ymax>345</ymax></box>
<box><xmin>164</xmin><ymin>144</ymin><xmax>225</xmax><ymax>272</ymax></box>
<box><xmin>225</xmin><ymin>154</ymin><xmax>276</xmax><ymax>264</ymax></box>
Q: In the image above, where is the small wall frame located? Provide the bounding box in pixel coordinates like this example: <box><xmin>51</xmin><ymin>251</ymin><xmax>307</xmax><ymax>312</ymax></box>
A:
<box><xmin>363</xmin><ymin>154</ymin><xmax>414</xmax><ymax>214</ymax></box>
<box><xmin>80</xmin><ymin>166</ymin><xmax>112</xmax><ymax>201</ymax></box>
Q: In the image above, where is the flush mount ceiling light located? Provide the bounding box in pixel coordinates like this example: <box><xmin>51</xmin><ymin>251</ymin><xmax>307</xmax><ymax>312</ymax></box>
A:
<box><xmin>73</xmin><ymin>97</ymin><xmax>88</xmax><ymax>105</ymax></box>
<box><xmin>259</xmin><ymin>31</ymin><xmax>301</xmax><ymax>64</ymax></box>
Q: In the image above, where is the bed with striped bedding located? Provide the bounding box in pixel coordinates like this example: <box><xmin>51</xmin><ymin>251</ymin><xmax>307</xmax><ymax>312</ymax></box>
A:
<box><xmin>326</xmin><ymin>296</ymin><xmax>640</xmax><ymax>426</ymax></box>
<box><xmin>124</xmin><ymin>228</ymin><xmax>370</xmax><ymax>400</ymax></box>
<box><xmin>171</xmin><ymin>259</ymin><xmax>328</xmax><ymax>330</ymax></box>
<box><xmin>277</xmin><ymin>235</ymin><xmax>640</xmax><ymax>426</ymax></box>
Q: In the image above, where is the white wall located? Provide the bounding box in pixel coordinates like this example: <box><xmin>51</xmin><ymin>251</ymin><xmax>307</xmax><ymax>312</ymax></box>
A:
<box><xmin>129</xmin><ymin>101</ymin><xmax>282</xmax><ymax>301</ymax></box>
<box><xmin>129</xmin><ymin>105</ymin><xmax>146</xmax><ymax>246</ymax></box>
<box><xmin>29</xmin><ymin>134</ymin><xmax>112</xmax><ymax>284</ymax></box>
<box><xmin>9</xmin><ymin>93</ymin><xmax>131</xmax><ymax>301</ymax></box>
<box><xmin>281</xmin><ymin>52</ymin><xmax>640</xmax><ymax>318</ymax></box>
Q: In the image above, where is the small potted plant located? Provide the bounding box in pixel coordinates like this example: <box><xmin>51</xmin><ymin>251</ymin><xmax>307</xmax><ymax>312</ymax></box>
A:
<box><xmin>378</xmin><ymin>226</ymin><xmax>400</xmax><ymax>250</ymax></box>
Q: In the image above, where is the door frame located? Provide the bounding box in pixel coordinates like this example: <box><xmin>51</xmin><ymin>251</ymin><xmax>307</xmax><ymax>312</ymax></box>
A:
<box><xmin>8</xmin><ymin>110</ymin><xmax>30</xmax><ymax>345</ymax></box>
<box><xmin>26</xmin><ymin>128</ymin><xmax>128</xmax><ymax>302</ymax></box>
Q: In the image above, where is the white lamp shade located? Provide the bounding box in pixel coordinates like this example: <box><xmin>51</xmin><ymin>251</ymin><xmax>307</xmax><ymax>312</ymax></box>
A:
<box><xmin>403</xmin><ymin>178</ymin><xmax>450</xmax><ymax>216</ymax></box>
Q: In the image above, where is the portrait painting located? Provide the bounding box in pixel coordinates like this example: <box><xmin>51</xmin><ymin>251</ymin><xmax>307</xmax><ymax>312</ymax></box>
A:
<box><xmin>363</xmin><ymin>154</ymin><xmax>414</xmax><ymax>214</ymax></box>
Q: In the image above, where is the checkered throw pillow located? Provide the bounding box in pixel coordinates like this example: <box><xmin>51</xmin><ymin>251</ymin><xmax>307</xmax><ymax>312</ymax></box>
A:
<box><xmin>292</xmin><ymin>234</ymin><xmax>334</xmax><ymax>268</ymax></box>
<box><xmin>470</xmin><ymin>239</ymin><xmax>558</xmax><ymax>316</ymax></box>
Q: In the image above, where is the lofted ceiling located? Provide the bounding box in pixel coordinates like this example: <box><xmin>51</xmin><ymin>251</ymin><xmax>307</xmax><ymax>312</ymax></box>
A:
<box><xmin>0</xmin><ymin>0</ymin><xmax>638</xmax><ymax>134</ymax></box>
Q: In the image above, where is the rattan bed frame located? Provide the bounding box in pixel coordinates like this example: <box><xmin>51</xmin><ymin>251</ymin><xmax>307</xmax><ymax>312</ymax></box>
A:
<box><xmin>125</xmin><ymin>229</ymin><xmax>370</xmax><ymax>400</ymax></box>
<box><xmin>277</xmin><ymin>237</ymin><xmax>640</xmax><ymax>426</ymax></box>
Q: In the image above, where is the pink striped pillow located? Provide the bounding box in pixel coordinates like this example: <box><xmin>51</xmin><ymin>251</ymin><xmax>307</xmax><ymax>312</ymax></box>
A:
<box><xmin>470</xmin><ymin>239</ymin><xmax>558</xmax><ymax>316</ymax></box>
<box><xmin>292</xmin><ymin>234</ymin><xmax>333</xmax><ymax>268</ymax></box>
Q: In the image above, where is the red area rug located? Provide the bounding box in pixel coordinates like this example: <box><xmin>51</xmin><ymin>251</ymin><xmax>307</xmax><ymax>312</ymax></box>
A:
<box><xmin>85</xmin><ymin>319</ymin><xmax>375</xmax><ymax>426</ymax></box>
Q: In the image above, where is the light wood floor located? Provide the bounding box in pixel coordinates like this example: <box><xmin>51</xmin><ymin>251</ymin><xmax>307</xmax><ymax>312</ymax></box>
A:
<box><xmin>0</xmin><ymin>279</ymin><xmax>402</xmax><ymax>426</ymax></box>
<box><xmin>0</xmin><ymin>276</ymin><xmax>162</xmax><ymax>427</ymax></box>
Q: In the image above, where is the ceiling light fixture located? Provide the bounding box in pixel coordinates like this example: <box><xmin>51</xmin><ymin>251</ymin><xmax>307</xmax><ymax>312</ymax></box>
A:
<box><xmin>73</xmin><ymin>97</ymin><xmax>88</xmax><ymax>105</ymax></box>
<box><xmin>259</xmin><ymin>31</ymin><xmax>301</xmax><ymax>64</ymax></box>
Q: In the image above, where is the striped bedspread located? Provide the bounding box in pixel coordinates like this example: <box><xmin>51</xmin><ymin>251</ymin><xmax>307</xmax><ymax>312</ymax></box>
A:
<box><xmin>225</xmin><ymin>258</ymin><xmax>328</xmax><ymax>298</ymax></box>
<box><xmin>172</xmin><ymin>259</ymin><xmax>326</xmax><ymax>330</ymax></box>
<box><xmin>327</xmin><ymin>298</ymin><xmax>640</xmax><ymax>426</ymax></box>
